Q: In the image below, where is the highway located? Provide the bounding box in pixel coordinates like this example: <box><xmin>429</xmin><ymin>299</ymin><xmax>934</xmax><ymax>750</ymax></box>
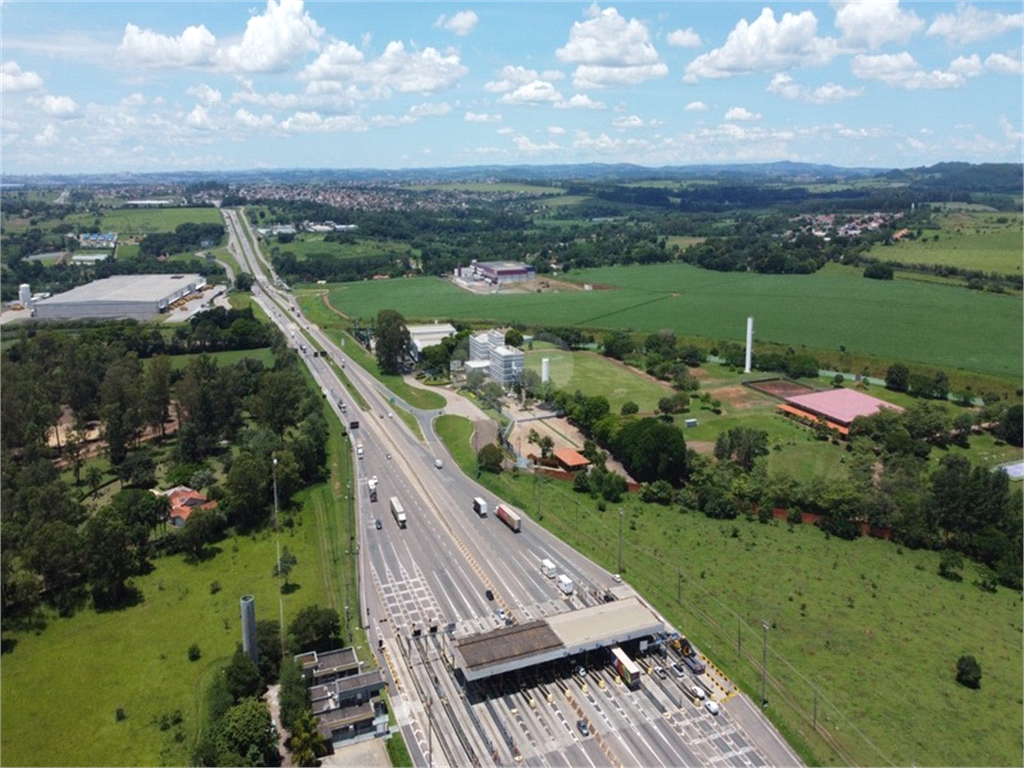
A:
<box><xmin>221</xmin><ymin>207</ymin><xmax>803</xmax><ymax>768</ymax></box>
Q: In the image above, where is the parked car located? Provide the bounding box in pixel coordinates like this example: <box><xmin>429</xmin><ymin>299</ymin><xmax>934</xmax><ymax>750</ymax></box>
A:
<box><xmin>577</xmin><ymin>719</ymin><xmax>590</xmax><ymax>737</ymax></box>
<box><xmin>704</xmin><ymin>700</ymin><xmax>720</xmax><ymax>715</ymax></box>
<box><xmin>691</xmin><ymin>685</ymin><xmax>706</xmax><ymax>700</ymax></box>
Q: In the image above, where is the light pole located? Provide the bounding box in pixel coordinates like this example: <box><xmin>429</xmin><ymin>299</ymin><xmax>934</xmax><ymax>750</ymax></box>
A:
<box><xmin>761</xmin><ymin>621</ymin><xmax>769</xmax><ymax>708</ymax></box>
<box><xmin>272</xmin><ymin>455</ymin><xmax>285</xmax><ymax>650</ymax></box>
<box><xmin>617</xmin><ymin>507</ymin><xmax>624</xmax><ymax>574</ymax></box>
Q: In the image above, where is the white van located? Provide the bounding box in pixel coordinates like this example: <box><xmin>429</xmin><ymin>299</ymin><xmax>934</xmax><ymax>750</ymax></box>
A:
<box><xmin>473</xmin><ymin>497</ymin><xmax>488</xmax><ymax>517</ymax></box>
<box><xmin>556</xmin><ymin>574</ymin><xmax>574</xmax><ymax>595</ymax></box>
<box><xmin>356</xmin><ymin>444</ymin><xmax>364</xmax><ymax>459</ymax></box>
<box><xmin>541</xmin><ymin>559</ymin><xmax>557</xmax><ymax>578</ymax></box>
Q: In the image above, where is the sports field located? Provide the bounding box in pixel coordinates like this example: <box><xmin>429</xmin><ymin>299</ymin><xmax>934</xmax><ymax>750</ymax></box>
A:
<box><xmin>866</xmin><ymin>211</ymin><xmax>1023</xmax><ymax>274</ymax></box>
<box><xmin>65</xmin><ymin>206</ymin><xmax>223</xmax><ymax>235</ymax></box>
<box><xmin>323</xmin><ymin>263</ymin><xmax>1022</xmax><ymax>378</ymax></box>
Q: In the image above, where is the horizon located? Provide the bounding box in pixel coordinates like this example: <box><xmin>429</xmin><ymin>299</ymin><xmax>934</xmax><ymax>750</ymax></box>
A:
<box><xmin>1</xmin><ymin>1</ymin><xmax>1021</xmax><ymax>175</ymax></box>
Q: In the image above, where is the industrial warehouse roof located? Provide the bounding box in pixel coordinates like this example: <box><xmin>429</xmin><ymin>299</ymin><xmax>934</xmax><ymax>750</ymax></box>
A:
<box><xmin>35</xmin><ymin>274</ymin><xmax>204</xmax><ymax>305</ymax></box>
<box><xmin>454</xmin><ymin>597</ymin><xmax>663</xmax><ymax>681</ymax></box>
<box><xmin>784</xmin><ymin>388</ymin><xmax>903</xmax><ymax>427</ymax></box>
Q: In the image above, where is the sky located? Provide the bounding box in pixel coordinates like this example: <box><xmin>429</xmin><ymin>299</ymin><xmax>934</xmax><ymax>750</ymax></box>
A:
<box><xmin>1</xmin><ymin>1</ymin><xmax>1022</xmax><ymax>175</ymax></box>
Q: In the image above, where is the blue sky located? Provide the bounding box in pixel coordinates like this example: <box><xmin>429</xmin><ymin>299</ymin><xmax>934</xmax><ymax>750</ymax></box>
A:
<box><xmin>1</xmin><ymin>1</ymin><xmax>1021</xmax><ymax>174</ymax></box>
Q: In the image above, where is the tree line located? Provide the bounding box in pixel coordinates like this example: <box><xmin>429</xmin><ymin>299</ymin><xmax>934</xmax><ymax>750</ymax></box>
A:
<box><xmin>138</xmin><ymin>222</ymin><xmax>225</xmax><ymax>257</ymax></box>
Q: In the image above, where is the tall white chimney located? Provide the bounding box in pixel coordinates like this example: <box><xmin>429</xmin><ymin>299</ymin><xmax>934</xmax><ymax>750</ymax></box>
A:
<box><xmin>744</xmin><ymin>316</ymin><xmax>753</xmax><ymax>374</ymax></box>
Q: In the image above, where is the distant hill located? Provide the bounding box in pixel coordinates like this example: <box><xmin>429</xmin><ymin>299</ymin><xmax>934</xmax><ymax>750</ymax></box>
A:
<box><xmin>882</xmin><ymin>162</ymin><xmax>1023</xmax><ymax>195</ymax></box>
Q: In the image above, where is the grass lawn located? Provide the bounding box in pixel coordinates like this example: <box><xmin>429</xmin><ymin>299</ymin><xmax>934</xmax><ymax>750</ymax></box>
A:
<box><xmin>406</xmin><ymin>182</ymin><xmax>565</xmax><ymax>195</ymax></box>
<box><xmin>664</xmin><ymin>235</ymin><xmax>707</xmax><ymax>249</ymax></box>
<box><xmin>158</xmin><ymin>347</ymin><xmax>276</xmax><ymax>371</ymax></box>
<box><xmin>434</xmin><ymin>415</ymin><xmax>477</xmax><ymax>473</ymax></box>
<box><xmin>65</xmin><ymin>207</ymin><xmax>224</xmax><ymax>235</ymax></box>
<box><xmin>320</xmin><ymin>262</ymin><xmax>1022</xmax><ymax>380</ymax></box>
<box><xmin>432</xmin><ymin>421</ymin><xmax>1024</xmax><ymax>768</ymax></box>
<box><xmin>284</xmin><ymin>235</ymin><xmax>416</xmax><ymax>262</ymax></box>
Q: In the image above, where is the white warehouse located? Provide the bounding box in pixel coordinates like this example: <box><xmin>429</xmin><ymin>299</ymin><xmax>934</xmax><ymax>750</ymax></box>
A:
<box><xmin>32</xmin><ymin>274</ymin><xmax>206</xmax><ymax>320</ymax></box>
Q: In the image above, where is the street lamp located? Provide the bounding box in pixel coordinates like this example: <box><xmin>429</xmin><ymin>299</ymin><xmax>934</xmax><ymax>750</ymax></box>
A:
<box><xmin>761</xmin><ymin>621</ymin><xmax>769</xmax><ymax>708</ymax></box>
<box><xmin>617</xmin><ymin>507</ymin><xmax>624</xmax><ymax>574</ymax></box>
<box><xmin>272</xmin><ymin>455</ymin><xmax>285</xmax><ymax>650</ymax></box>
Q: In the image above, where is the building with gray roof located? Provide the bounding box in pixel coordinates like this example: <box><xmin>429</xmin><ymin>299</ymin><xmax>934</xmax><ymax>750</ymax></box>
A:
<box><xmin>32</xmin><ymin>274</ymin><xmax>206</xmax><ymax>320</ymax></box>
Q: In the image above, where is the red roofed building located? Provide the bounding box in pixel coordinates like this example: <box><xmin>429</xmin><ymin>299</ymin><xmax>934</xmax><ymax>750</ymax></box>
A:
<box><xmin>553</xmin><ymin>448</ymin><xmax>591</xmax><ymax>472</ymax></box>
<box><xmin>780</xmin><ymin>389</ymin><xmax>903</xmax><ymax>436</ymax></box>
<box><xmin>156</xmin><ymin>485</ymin><xmax>218</xmax><ymax>527</ymax></box>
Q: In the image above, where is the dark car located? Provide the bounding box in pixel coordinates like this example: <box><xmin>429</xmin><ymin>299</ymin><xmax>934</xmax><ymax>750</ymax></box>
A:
<box><xmin>577</xmin><ymin>719</ymin><xmax>590</xmax><ymax>737</ymax></box>
<box><xmin>485</xmin><ymin>589</ymin><xmax>494</xmax><ymax>601</ymax></box>
<box><xmin>375</xmin><ymin>519</ymin><xmax>382</xmax><ymax>530</ymax></box>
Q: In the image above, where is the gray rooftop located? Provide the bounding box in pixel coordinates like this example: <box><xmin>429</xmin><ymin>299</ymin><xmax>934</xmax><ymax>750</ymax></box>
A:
<box><xmin>35</xmin><ymin>274</ymin><xmax>204</xmax><ymax>305</ymax></box>
<box><xmin>455</xmin><ymin>620</ymin><xmax>563</xmax><ymax>671</ymax></box>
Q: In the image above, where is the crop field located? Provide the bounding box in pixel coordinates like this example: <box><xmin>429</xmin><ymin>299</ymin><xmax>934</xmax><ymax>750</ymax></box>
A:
<box><xmin>434</xmin><ymin>417</ymin><xmax>1023</xmax><ymax>768</ymax></box>
<box><xmin>664</xmin><ymin>235</ymin><xmax>707</xmax><ymax>249</ymax></box>
<box><xmin>320</xmin><ymin>263</ymin><xmax>1022</xmax><ymax>379</ymax></box>
<box><xmin>407</xmin><ymin>182</ymin><xmax>566</xmax><ymax>195</ymax></box>
<box><xmin>867</xmin><ymin>211</ymin><xmax>1023</xmax><ymax>274</ymax></box>
<box><xmin>65</xmin><ymin>206</ymin><xmax>223</xmax><ymax>235</ymax></box>
<box><xmin>281</xmin><ymin>235</ymin><xmax>416</xmax><ymax>261</ymax></box>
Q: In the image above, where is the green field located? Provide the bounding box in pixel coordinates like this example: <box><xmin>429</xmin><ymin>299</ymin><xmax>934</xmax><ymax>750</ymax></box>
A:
<box><xmin>65</xmin><ymin>206</ymin><xmax>223</xmax><ymax>235</ymax></box>
<box><xmin>320</xmin><ymin>263</ymin><xmax>1022</xmax><ymax>379</ymax></box>
<box><xmin>664</xmin><ymin>235</ymin><xmax>707</xmax><ymax>250</ymax></box>
<box><xmin>281</xmin><ymin>235</ymin><xmax>416</xmax><ymax>262</ymax></box>
<box><xmin>160</xmin><ymin>347</ymin><xmax>276</xmax><ymax>371</ymax></box>
<box><xmin>405</xmin><ymin>182</ymin><xmax>565</xmax><ymax>195</ymax></box>
<box><xmin>433</xmin><ymin>415</ymin><xmax>1023</xmax><ymax>767</ymax></box>
<box><xmin>867</xmin><ymin>211</ymin><xmax>1023</xmax><ymax>274</ymax></box>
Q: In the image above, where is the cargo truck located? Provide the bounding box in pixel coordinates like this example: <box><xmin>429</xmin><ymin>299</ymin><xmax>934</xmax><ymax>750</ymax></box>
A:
<box><xmin>541</xmin><ymin>559</ymin><xmax>557</xmax><ymax>578</ymax></box>
<box><xmin>556</xmin><ymin>574</ymin><xmax>574</xmax><ymax>595</ymax></box>
<box><xmin>389</xmin><ymin>497</ymin><xmax>406</xmax><ymax>528</ymax></box>
<box><xmin>472</xmin><ymin>497</ymin><xmax>488</xmax><ymax>517</ymax></box>
<box><xmin>495</xmin><ymin>504</ymin><xmax>521</xmax><ymax>532</ymax></box>
<box><xmin>367</xmin><ymin>476</ymin><xmax>378</xmax><ymax>502</ymax></box>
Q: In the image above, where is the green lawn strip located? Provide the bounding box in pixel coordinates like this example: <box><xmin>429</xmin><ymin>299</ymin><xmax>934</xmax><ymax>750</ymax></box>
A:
<box><xmin>393</xmin><ymin>406</ymin><xmax>424</xmax><ymax>442</ymax></box>
<box><xmin>432</xmin><ymin>423</ymin><xmax>1023</xmax><ymax>767</ymax></box>
<box><xmin>284</xmin><ymin>235</ymin><xmax>417</xmax><ymax>262</ymax></box>
<box><xmin>386</xmin><ymin>731</ymin><xmax>414</xmax><ymax>767</ymax></box>
<box><xmin>434</xmin><ymin>415</ymin><xmax>477</xmax><ymax>474</ymax></box>
<box><xmin>156</xmin><ymin>347</ymin><xmax>275</xmax><ymax>371</ymax></box>
<box><xmin>328</xmin><ymin>359</ymin><xmax>370</xmax><ymax>410</ymax></box>
<box><xmin>322</xmin><ymin>265</ymin><xmax>1021</xmax><ymax>381</ymax></box>
<box><xmin>65</xmin><ymin>206</ymin><xmax>224</xmax><ymax>234</ymax></box>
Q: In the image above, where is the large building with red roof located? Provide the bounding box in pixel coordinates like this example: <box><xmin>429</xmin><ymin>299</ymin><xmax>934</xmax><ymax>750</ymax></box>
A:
<box><xmin>778</xmin><ymin>389</ymin><xmax>903</xmax><ymax>436</ymax></box>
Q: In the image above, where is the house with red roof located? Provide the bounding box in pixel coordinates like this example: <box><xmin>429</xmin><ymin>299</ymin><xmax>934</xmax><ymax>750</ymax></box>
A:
<box><xmin>155</xmin><ymin>485</ymin><xmax>218</xmax><ymax>527</ymax></box>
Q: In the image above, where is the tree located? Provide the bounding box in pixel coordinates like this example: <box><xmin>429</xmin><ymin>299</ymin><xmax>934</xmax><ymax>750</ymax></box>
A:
<box><xmin>177</xmin><ymin>506</ymin><xmax>224</xmax><ymax>562</ymax></box>
<box><xmin>938</xmin><ymin>549</ymin><xmax>964</xmax><ymax>581</ymax></box>
<box><xmin>85</xmin><ymin>465</ymin><xmax>104</xmax><ymax>496</ymax></box>
<box><xmin>141</xmin><ymin>355</ymin><xmax>172</xmax><ymax>438</ymax></box>
<box><xmin>620</xmin><ymin>401</ymin><xmax>639</xmax><ymax>415</ymax></box>
<box><xmin>997</xmin><ymin>404</ymin><xmax>1023</xmax><ymax>447</ymax></box>
<box><xmin>255</xmin><ymin>620</ymin><xmax>283</xmax><ymax>683</ymax></box>
<box><xmin>225</xmin><ymin>645</ymin><xmax>264</xmax><ymax>702</ymax></box>
<box><xmin>886</xmin><ymin>363</ymin><xmax>910</xmax><ymax>392</ymax></box>
<box><xmin>602</xmin><ymin>330</ymin><xmax>634</xmax><ymax>360</ymax></box>
<box><xmin>375</xmin><ymin>309</ymin><xmax>411</xmax><ymax>375</ymax></box>
<box><xmin>573</xmin><ymin>470</ymin><xmax>591</xmax><ymax>493</ymax></box>
<box><xmin>278</xmin><ymin>657</ymin><xmax>310</xmax><ymax>731</ymax></box>
<box><xmin>225</xmin><ymin>451</ymin><xmax>269</xmax><ymax>530</ymax></box>
<box><xmin>611</xmin><ymin>418</ymin><xmax>688</xmax><ymax>485</ymax></box>
<box><xmin>955</xmin><ymin>655</ymin><xmax>982</xmax><ymax>689</ymax></box>
<box><xmin>234</xmin><ymin>272</ymin><xmax>255</xmax><ymax>291</ymax></box>
<box><xmin>658</xmin><ymin>397</ymin><xmax>675</xmax><ymax>418</ymax></box>
<box><xmin>288</xmin><ymin>605</ymin><xmax>340</xmax><ymax>653</ymax></box>
<box><xmin>28</xmin><ymin>521</ymin><xmax>84</xmax><ymax>606</ymax></box>
<box><xmin>288</xmin><ymin>708</ymin><xmax>326</xmax><ymax>767</ymax></box>
<box><xmin>478</xmin><ymin>443</ymin><xmax>504</xmax><ymax>474</ymax></box>
<box><xmin>538</xmin><ymin>435</ymin><xmax>554</xmax><ymax>459</ymax></box>
<box><xmin>83</xmin><ymin>507</ymin><xmax>139</xmax><ymax>609</ymax></box>
<box><xmin>274</xmin><ymin>546</ymin><xmax>297</xmax><ymax>590</ymax></box>
<box><xmin>214</xmin><ymin>697</ymin><xmax>279</xmax><ymax>767</ymax></box>
<box><xmin>504</xmin><ymin>328</ymin><xmax>523</xmax><ymax>349</ymax></box>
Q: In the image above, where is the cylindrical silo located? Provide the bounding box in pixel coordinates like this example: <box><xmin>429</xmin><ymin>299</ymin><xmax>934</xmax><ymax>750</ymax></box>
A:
<box><xmin>541</xmin><ymin>357</ymin><xmax>550</xmax><ymax>383</ymax></box>
<box><xmin>240</xmin><ymin>595</ymin><xmax>258</xmax><ymax>664</ymax></box>
<box><xmin>18</xmin><ymin>284</ymin><xmax>31</xmax><ymax>306</ymax></box>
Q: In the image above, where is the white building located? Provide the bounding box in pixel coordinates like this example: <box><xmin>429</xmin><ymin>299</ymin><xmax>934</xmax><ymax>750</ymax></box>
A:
<box><xmin>407</xmin><ymin>322</ymin><xmax>457</xmax><ymax>359</ymax></box>
<box><xmin>490</xmin><ymin>345</ymin><xmax>525</xmax><ymax>387</ymax></box>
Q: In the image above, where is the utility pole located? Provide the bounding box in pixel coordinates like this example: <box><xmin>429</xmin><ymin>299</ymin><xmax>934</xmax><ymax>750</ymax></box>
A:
<box><xmin>761</xmin><ymin>621</ymin><xmax>769</xmax><ymax>708</ymax></box>
<box><xmin>427</xmin><ymin>699</ymin><xmax>433</xmax><ymax>768</ymax></box>
<box><xmin>617</xmin><ymin>507</ymin><xmax>624</xmax><ymax>574</ymax></box>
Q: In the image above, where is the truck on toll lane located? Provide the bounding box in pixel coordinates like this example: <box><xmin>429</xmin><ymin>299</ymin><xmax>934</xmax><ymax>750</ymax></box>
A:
<box><xmin>610</xmin><ymin>646</ymin><xmax>641</xmax><ymax>690</ymax></box>
<box><xmin>541</xmin><ymin>559</ymin><xmax>557</xmax><ymax>578</ymax></box>
<box><xmin>472</xmin><ymin>497</ymin><xmax>488</xmax><ymax>517</ymax></box>
<box><xmin>494</xmin><ymin>504</ymin><xmax>521</xmax><ymax>533</ymax></box>
<box><xmin>389</xmin><ymin>497</ymin><xmax>406</xmax><ymax>529</ymax></box>
<box><xmin>367</xmin><ymin>476</ymin><xmax>378</xmax><ymax>502</ymax></box>
<box><xmin>556</xmin><ymin>574</ymin><xmax>574</xmax><ymax>595</ymax></box>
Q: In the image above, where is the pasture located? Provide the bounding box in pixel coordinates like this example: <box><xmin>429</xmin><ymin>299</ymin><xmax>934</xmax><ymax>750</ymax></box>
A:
<box><xmin>434</xmin><ymin>415</ymin><xmax>1024</xmax><ymax>768</ymax></box>
<box><xmin>65</xmin><ymin>206</ymin><xmax>223</xmax><ymax>235</ymax></box>
<box><xmin>319</xmin><ymin>263</ymin><xmax>1023</xmax><ymax>379</ymax></box>
<box><xmin>867</xmin><ymin>211</ymin><xmax>1023</xmax><ymax>274</ymax></box>
<box><xmin>282</xmin><ymin>235</ymin><xmax>416</xmax><ymax>261</ymax></box>
<box><xmin>406</xmin><ymin>182</ymin><xmax>565</xmax><ymax>195</ymax></box>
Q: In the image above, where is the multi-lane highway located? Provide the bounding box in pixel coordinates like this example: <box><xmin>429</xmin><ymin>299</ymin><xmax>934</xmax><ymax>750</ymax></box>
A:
<box><xmin>221</xmin><ymin>207</ymin><xmax>802</xmax><ymax>768</ymax></box>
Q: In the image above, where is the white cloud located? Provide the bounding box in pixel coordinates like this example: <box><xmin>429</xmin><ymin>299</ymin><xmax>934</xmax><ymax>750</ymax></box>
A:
<box><xmin>302</xmin><ymin>40</ymin><xmax>467</xmax><ymax>94</ymax></box>
<box><xmin>218</xmin><ymin>0</ymin><xmax>323</xmax><ymax>72</ymax></box>
<box><xmin>186</xmin><ymin>104</ymin><xmax>212</xmax><ymax>129</ymax></box>
<box><xmin>684</xmin><ymin>100</ymin><xmax>707</xmax><ymax>111</ymax></box>
<box><xmin>188</xmin><ymin>83</ymin><xmax>222</xmax><ymax>104</ymax></box>
<box><xmin>499</xmin><ymin>80</ymin><xmax>562</xmax><ymax>104</ymax></box>
<box><xmin>836</xmin><ymin>124</ymin><xmax>889</xmax><ymax>138</ymax></box>
<box><xmin>573</xmin><ymin>130</ymin><xmax>621</xmax><ymax>150</ymax></box>
<box><xmin>34</xmin><ymin>124</ymin><xmax>59</xmax><ymax>146</ymax></box>
<box><xmin>281</xmin><ymin>110</ymin><xmax>324</xmax><ymax>130</ymax></box>
<box><xmin>33</xmin><ymin>94</ymin><xmax>79</xmax><ymax>118</ymax></box>
<box><xmin>485</xmin><ymin>66</ymin><xmax>563</xmax><ymax>93</ymax></box>
<box><xmin>435</xmin><ymin>10</ymin><xmax>478</xmax><ymax>36</ymax></box>
<box><xmin>985</xmin><ymin>52</ymin><xmax>1023</xmax><ymax>75</ymax></box>
<box><xmin>851</xmin><ymin>51</ymin><xmax>982</xmax><ymax>89</ymax></box>
<box><xmin>556</xmin><ymin>5</ymin><xmax>667</xmax><ymax>88</ymax></box>
<box><xmin>118</xmin><ymin>22</ymin><xmax>217</xmax><ymax>67</ymax></box>
<box><xmin>235</xmin><ymin>108</ymin><xmax>275</xmax><ymax>128</ymax></box>
<box><xmin>667</xmin><ymin>28</ymin><xmax>702</xmax><ymax>48</ymax></box>
<box><xmin>613</xmin><ymin>115</ymin><xmax>645</xmax><ymax>128</ymax></box>
<box><xmin>683</xmin><ymin>8</ymin><xmax>839</xmax><ymax>81</ymax></box>
<box><xmin>999</xmin><ymin>115</ymin><xmax>1023</xmax><ymax>143</ymax></box>
<box><xmin>555</xmin><ymin>93</ymin><xmax>606</xmax><ymax>109</ymax></box>
<box><xmin>724</xmin><ymin>106</ymin><xmax>760</xmax><ymax>121</ymax></box>
<box><xmin>464</xmin><ymin>111</ymin><xmax>502</xmax><ymax>123</ymax></box>
<box><xmin>120</xmin><ymin>93</ymin><xmax>147</xmax><ymax>107</ymax></box>
<box><xmin>832</xmin><ymin>0</ymin><xmax>924</xmax><ymax>49</ymax></box>
<box><xmin>496</xmin><ymin>126</ymin><xmax>515</xmax><ymax>135</ymax></box>
<box><xmin>767</xmin><ymin>73</ymin><xmax>862</xmax><ymax>102</ymax></box>
<box><xmin>1</xmin><ymin>61</ymin><xmax>44</xmax><ymax>92</ymax></box>
<box><xmin>512</xmin><ymin>134</ymin><xmax>559</xmax><ymax>152</ymax></box>
<box><xmin>406</xmin><ymin>102</ymin><xmax>451</xmax><ymax>120</ymax></box>
<box><xmin>548</xmin><ymin>125</ymin><xmax>567</xmax><ymax>134</ymax></box>
<box><xmin>927</xmin><ymin>5</ymin><xmax>1023</xmax><ymax>45</ymax></box>
<box><xmin>279</xmin><ymin>110</ymin><xmax>368</xmax><ymax>132</ymax></box>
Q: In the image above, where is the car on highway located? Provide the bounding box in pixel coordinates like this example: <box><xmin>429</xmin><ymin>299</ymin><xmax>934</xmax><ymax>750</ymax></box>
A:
<box><xmin>704</xmin><ymin>700</ymin><xmax>720</xmax><ymax>716</ymax></box>
<box><xmin>375</xmin><ymin>519</ymin><xmax>382</xmax><ymax>530</ymax></box>
<box><xmin>654</xmin><ymin>666</ymin><xmax>667</xmax><ymax>679</ymax></box>
<box><xmin>671</xmin><ymin>662</ymin><xmax>685</xmax><ymax>677</ymax></box>
<box><xmin>577</xmin><ymin>719</ymin><xmax>590</xmax><ymax>737</ymax></box>
<box><xmin>386</xmin><ymin>453</ymin><xmax>392</xmax><ymax>460</ymax></box>
<box><xmin>485</xmin><ymin>589</ymin><xmax>494</xmax><ymax>601</ymax></box>
<box><xmin>434</xmin><ymin>458</ymin><xmax>443</xmax><ymax>469</ymax></box>
<box><xmin>691</xmin><ymin>685</ymin><xmax>706</xmax><ymax>700</ymax></box>
<box><xmin>496</xmin><ymin>608</ymin><xmax>507</xmax><ymax>622</ymax></box>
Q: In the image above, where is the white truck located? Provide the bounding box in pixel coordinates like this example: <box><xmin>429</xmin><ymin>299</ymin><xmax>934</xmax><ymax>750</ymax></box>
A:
<box><xmin>541</xmin><ymin>559</ymin><xmax>557</xmax><ymax>578</ymax></box>
<box><xmin>356</xmin><ymin>444</ymin><xmax>364</xmax><ymax>459</ymax></box>
<box><xmin>556</xmin><ymin>574</ymin><xmax>574</xmax><ymax>595</ymax></box>
<box><xmin>472</xmin><ymin>497</ymin><xmax>488</xmax><ymax>517</ymax></box>
<box><xmin>390</xmin><ymin>497</ymin><xmax>407</xmax><ymax>529</ymax></box>
<box><xmin>367</xmin><ymin>476</ymin><xmax>378</xmax><ymax>502</ymax></box>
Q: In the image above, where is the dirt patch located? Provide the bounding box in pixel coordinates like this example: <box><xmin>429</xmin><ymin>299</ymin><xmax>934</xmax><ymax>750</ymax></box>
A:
<box><xmin>595</xmin><ymin>353</ymin><xmax>677</xmax><ymax>394</ymax></box>
<box><xmin>688</xmin><ymin>440</ymin><xmax>716</xmax><ymax>455</ymax></box>
<box><xmin>711</xmin><ymin>385</ymin><xmax>759</xmax><ymax>410</ymax></box>
<box><xmin>745</xmin><ymin>377</ymin><xmax>817</xmax><ymax>399</ymax></box>
<box><xmin>321</xmin><ymin>292</ymin><xmax>349</xmax><ymax>319</ymax></box>
<box><xmin>688</xmin><ymin>366</ymin><xmax>712</xmax><ymax>380</ymax></box>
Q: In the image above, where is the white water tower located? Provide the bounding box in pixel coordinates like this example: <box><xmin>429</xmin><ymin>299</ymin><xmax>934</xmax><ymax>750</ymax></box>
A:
<box><xmin>541</xmin><ymin>357</ymin><xmax>550</xmax><ymax>383</ymax></box>
<box><xmin>744</xmin><ymin>317</ymin><xmax>754</xmax><ymax>374</ymax></box>
<box><xmin>240</xmin><ymin>595</ymin><xmax>258</xmax><ymax>664</ymax></box>
<box><xmin>18</xmin><ymin>284</ymin><xmax>31</xmax><ymax>306</ymax></box>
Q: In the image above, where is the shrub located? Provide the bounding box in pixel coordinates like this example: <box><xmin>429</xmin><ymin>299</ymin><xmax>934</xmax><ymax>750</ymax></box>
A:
<box><xmin>188</xmin><ymin>643</ymin><xmax>202</xmax><ymax>661</ymax></box>
<box><xmin>955</xmin><ymin>655</ymin><xmax>982</xmax><ymax>689</ymax></box>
